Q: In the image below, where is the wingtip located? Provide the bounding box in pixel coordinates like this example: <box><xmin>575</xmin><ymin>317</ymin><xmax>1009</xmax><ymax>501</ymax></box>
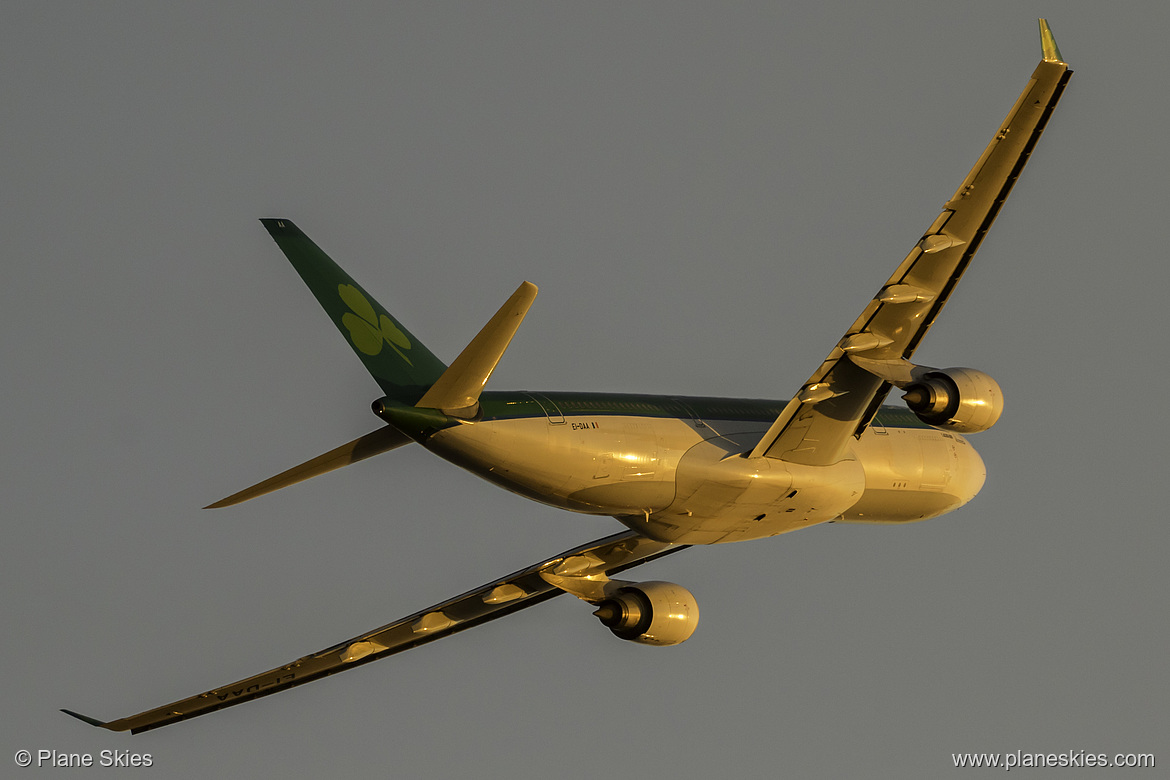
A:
<box><xmin>1038</xmin><ymin>18</ymin><xmax>1065</xmax><ymax>63</ymax></box>
<box><xmin>61</xmin><ymin>709</ymin><xmax>108</xmax><ymax>728</ymax></box>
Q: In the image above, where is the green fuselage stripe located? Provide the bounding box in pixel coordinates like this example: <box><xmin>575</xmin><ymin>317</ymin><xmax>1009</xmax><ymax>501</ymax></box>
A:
<box><xmin>476</xmin><ymin>391</ymin><xmax>933</xmax><ymax>429</ymax></box>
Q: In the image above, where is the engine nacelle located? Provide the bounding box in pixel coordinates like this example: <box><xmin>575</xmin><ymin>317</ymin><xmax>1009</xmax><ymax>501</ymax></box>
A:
<box><xmin>592</xmin><ymin>581</ymin><xmax>699</xmax><ymax>646</ymax></box>
<box><xmin>901</xmin><ymin>367</ymin><xmax>1004</xmax><ymax>434</ymax></box>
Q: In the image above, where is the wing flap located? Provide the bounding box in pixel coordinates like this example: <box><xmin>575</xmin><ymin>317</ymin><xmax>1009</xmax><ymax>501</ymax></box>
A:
<box><xmin>64</xmin><ymin>531</ymin><xmax>684</xmax><ymax>734</ymax></box>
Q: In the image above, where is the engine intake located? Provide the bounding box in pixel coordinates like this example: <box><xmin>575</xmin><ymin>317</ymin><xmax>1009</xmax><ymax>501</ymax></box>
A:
<box><xmin>592</xmin><ymin>581</ymin><xmax>699</xmax><ymax>646</ymax></box>
<box><xmin>902</xmin><ymin>367</ymin><xmax>1004</xmax><ymax>434</ymax></box>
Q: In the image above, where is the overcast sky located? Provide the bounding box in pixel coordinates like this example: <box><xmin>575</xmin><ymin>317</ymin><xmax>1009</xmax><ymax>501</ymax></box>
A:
<box><xmin>3</xmin><ymin>3</ymin><xmax>1166</xmax><ymax>778</ymax></box>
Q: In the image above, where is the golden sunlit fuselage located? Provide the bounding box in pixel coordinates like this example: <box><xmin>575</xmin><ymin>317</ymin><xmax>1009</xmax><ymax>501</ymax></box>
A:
<box><xmin>423</xmin><ymin>399</ymin><xmax>985</xmax><ymax>545</ymax></box>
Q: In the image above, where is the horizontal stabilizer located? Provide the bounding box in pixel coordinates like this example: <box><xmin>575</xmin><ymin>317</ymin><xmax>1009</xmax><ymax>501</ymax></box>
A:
<box><xmin>205</xmin><ymin>425</ymin><xmax>411</xmax><ymax>508</ymax></box>
<box><xmin>416</xmin><ymin>281</ymin><xmax>538</xmax><ymax>415</ymax></box>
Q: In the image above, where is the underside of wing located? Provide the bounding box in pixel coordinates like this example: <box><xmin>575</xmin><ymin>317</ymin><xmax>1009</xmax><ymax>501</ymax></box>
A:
<box><xmin>750</xmin><ymin>21</ymin><xmax>1071</xmax><ymax>466</ymax></box>
<box><xmin>62</xmin><ymin>531</ymin><xmax>685</xmax><ymax>734</ymax></box>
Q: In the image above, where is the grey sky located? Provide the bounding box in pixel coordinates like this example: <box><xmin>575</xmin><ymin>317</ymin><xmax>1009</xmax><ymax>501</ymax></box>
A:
<box><xmin>3</xmin><ymin>3</ymin><xmax>1166</xmax><ymax>778</ymax></box>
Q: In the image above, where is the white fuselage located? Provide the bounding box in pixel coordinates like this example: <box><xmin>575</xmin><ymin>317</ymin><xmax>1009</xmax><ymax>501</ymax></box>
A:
<box><xmin>422</xmin><ymin>403</ymin><xmax>985</xmax><ymax>545</ymax></box>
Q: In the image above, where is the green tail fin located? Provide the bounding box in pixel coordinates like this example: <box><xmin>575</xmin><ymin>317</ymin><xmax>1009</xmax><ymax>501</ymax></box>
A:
<box><xmin>260</xmin><ymin>219</ymin><xmax>447</xmax><ymax>403</ymax></box>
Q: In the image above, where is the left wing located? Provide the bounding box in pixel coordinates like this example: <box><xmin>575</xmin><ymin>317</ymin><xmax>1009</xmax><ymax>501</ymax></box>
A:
<box><xmin>749</xmin><ymin>20</ymin><xmax>1071</xmax><ymax>465</ymax></box>
<box><xmin>63</xmin><ymin>531</ymin><xmax>685</xmax><ymax>734</ymax></box>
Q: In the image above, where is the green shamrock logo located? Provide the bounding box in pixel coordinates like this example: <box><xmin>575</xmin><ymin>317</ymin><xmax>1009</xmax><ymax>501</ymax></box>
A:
<box><xmin>338</xmin><ymin>284</ymin><xmax>413</xmax><ymax>365</ymax></box>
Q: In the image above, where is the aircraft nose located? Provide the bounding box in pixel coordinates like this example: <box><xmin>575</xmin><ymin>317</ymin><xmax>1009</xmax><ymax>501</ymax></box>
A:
<box><xmin>950</xmin><ymin>438</ymin><xmax>987</xmax><ymax>508</ymax></box>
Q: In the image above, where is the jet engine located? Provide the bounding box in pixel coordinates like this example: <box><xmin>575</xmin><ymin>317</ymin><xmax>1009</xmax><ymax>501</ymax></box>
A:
<box><xmin>591</xmin><ymin>581</ymin><xmax>699</xmax><ymax>646</ymax></box>
<box><xmin>901</xmin><ymin>367</ymin><xmax>1004</xmax><ymax>434</ymax></box>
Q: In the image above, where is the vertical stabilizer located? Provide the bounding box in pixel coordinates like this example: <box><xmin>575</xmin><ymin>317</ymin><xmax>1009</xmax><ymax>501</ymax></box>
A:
<box><xmin>260</xmin><ymin>219</ymin><xmax>447</xmax><ymax>403</ymax></box>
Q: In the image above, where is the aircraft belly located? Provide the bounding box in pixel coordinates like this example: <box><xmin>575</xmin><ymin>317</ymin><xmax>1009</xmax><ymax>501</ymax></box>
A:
<box><xmin>567</xmin><ymin>481</ymin><xmax>676</xmax><ymax>513</ymax></box>
<box><xmin>841</xmin><ymin>489</ymin><xmax>962</xmax><ymax>523</ymax></box>
<box><xmin>632</xmin><ymin>434</ymin><xmax>865</xmax><ymax>545</ymax></box>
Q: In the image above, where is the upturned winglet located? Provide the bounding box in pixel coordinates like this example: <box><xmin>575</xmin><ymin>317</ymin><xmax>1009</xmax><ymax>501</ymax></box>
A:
<box><xmin>1039</xmin><ymin>18</ymin><xmax>1064</xmax><ymax>63</ymax></box>
<box><xmin>61</xmin><ymin>709</ymin><xmax>114</xmax><ymax>729</ymax></box>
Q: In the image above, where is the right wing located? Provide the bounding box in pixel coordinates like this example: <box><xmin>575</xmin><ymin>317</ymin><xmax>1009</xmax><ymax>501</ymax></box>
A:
<box><xmin>63</xmin><ymin>531</ymin><xmax>686</xmax><ymax>734</ymax></box>
<box><xmin>749</xmin><ymin>20</ymin><xmax>1071</xmax><ymax>466</ymax></box>
<box><xmin>205</xmin><ymin>425</ymin><xmax>412</xmax><ymax>508</ymax></box>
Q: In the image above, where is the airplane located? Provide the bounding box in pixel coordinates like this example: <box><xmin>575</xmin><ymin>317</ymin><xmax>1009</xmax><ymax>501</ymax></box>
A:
<box><xmin>64</xmin><ymin>20</ymin><xmax>1071</xmax><ymax>734</ymax></box>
